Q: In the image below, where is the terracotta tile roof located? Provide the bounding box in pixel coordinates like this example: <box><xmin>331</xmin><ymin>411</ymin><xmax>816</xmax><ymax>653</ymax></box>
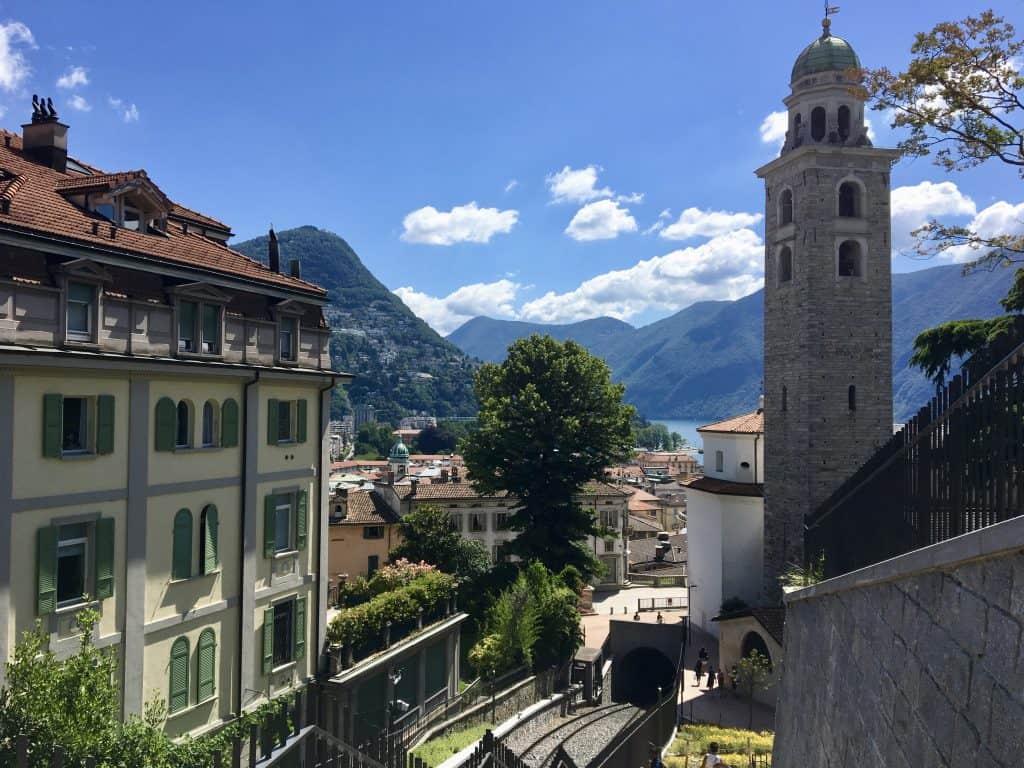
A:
<box><xmin>697</xmin><ymin>409</ymin><xmax>765</xmax><ymax>434</ymax></box>
<box><xmin>681</xmin><ymin>476</ymin><xmax>764</xmax><ymax>497</ymax></box>
<box><xmin>0</xmin><ymin>130</ymin><xmax>323</xmax><ymax>296</ymax></box>
<box><xmin>168</xmin><ymin>202</ymin><xmax>231</xmax><ymax>233</ymax></box>
<box><xmin>628</xmin><ymin>513</ymin><xmax>662</xmax><ymax>532</ymax></box>
<box><xmin>335</xmin><ymin>490</ymin><xmax>400</xmax><ymax>525</ymax></box>
<box><xmin>628</xmin><ymin>532</ymin><xmax>686</xmax><ymax>563</ymax></box>
<box><xmin>716</xmin><ymin>606</ymin><xmax>786</xmax><ymax>647</ymax></box>
<box><xmin>397</xmin><ymin>480</ymin><xmax>628</xmax><ymax>501</ymax></box>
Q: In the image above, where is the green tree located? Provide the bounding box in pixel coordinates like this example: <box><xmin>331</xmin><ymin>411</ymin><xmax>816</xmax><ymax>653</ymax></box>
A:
<box><xmin>468</xmin><ymin>572</ymin><xmax>539</xmax><ymax>679</ymax></box>
<box><xmin>522</xmin><ymin>562</ymin><xmax>583</xmax><ymax>670</ymax></box>
<box><xmin>389</xmin><ymin>504</ymin><xmax>490</xmax><ymax>587</ymax></box>
<box><xmin>733</xmin><ymin>650</ymin><xmax>774</xmax><ymax>730</ymax></box>
<box><xmin>860</xmin><ymin>11</ymin><xmax>1024</xmax><ymax>381</ymax></box>
<box><xmin>413</xmin><ymin>425</ymin><xmax>458</xmax><ymax>454</ymax></box>
<box><xmin>462</xmin><ymin>335</ymin><xmax>634</xmax><ymax>581</ymax></box>
<box><xmin>355</xmin><ymin>422</ymin><xmax>397</xmax><ymax>458</ymax></box>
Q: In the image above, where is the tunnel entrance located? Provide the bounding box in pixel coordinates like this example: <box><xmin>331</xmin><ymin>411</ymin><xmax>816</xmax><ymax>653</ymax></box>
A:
<box><xmin>614</xmin><ymin>647</ymin><xmax>676</xmax><ymax>708</ymax></box>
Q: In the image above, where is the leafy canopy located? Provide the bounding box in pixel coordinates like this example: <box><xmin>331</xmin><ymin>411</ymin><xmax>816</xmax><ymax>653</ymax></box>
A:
<box><xmin>860</xmin><ymin>11</ymin><xmax>1024</xmax><ymax>382</ymax></box>
<box><xmin>733</xmin><ymin>649</ymin><xmax>774</xmax><ymax>730</ymax></box>
<box><xmin>462</xmin><ymin>335</ymin><xmax>634</xmax><ymax>580</ymax></box>
<box><xmin>389</xmin><ymin>504</ymin><xmax>490</xmax><ymax>587</ymax></box>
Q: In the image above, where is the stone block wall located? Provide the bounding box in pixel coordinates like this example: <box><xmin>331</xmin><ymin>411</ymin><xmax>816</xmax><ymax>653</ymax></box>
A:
<box><xmin>772</xmin><ymin>516</ymin><xmax>1024</xmax><ymax>767</ymax></box>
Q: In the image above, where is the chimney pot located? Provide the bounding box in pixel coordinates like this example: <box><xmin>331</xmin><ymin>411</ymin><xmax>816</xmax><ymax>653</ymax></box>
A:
<box><xmin>268</xmin><ymin>228</ymin><xmax>280</xmax><ymax>273</ymax></box>
<box><xmin>289</xmin><ymin>259</ymin><xmax>301</xmax><ymax>279</ymax></box>
<box><xmin>22</xmin><ymin>96</ymin><xmax>68</xmax><ymax>173</ymax></box>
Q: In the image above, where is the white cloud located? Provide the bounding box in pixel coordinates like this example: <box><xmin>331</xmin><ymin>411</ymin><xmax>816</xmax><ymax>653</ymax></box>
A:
<box><xmin>616</xmin><ymin>191</ymin><xmax>644</xmax><ymax>204</ymax></box>
<box><xmin>394</xmin><ymin>279</ymin><xmax>521</xmax><ymax>335</ymax></box>
<box><xmin>943</xmin><ymin>199</ymin><xmax>1024</xmax><ymax>263</ymax></box>
<box><xmin>56</xmin><ymin>65</ymin><xmax>88</xmax><ymax>89</ymax></box>
<box><xmin>759</xmin><ymin>110</ymin><xmax>788</xmax><ymax>149</ymax></box>
<box><xmin>0</xmin><ymin>22</ymin><xmax>35</xmax><ymax>92</ymax></box>
<box><xmin>66</xmin><ymin>94</ymin><xmax>90</xmax><ymax>112</ymax></box>
<box><xmin>520</xmin><ymin>228</ymin><xmax>764</xmax><ymax>323</ymax></box>
<box><xmin>108</xmin><ymin>96</ymin><xmax>139</xmax><ymax>122</ymax></box>
<box><xmin>546</xmin><ymin>165</ymin><xmax>613</xmax><ymax>204</ymax></box>
<box><xmin>401</xmin><ymin>201</ymin><xmax>518</xmax><ymax>245</ymax></box>
<box><xmin>891</xmin><ymin>180</ymin><xmax>977</xmax><ymax>251</ymax></box>
<box><xmin>504</xmin><ymin>179</ymin><xmax>518</xmax><ymax>193</ymax></box>
<box><xmin>643</xmin><ymin>209</ymin><xmax>672</xmax><ymax>235</ymax></box>
<box><xmin>660</xmin><ymin>207</ymin><xmax>763</xmax><ymax>241</ymax></box>
<box><xmin>565</xmin><ymin>199</ymin><xmax>637</xmax><ymax>241</ymax></box>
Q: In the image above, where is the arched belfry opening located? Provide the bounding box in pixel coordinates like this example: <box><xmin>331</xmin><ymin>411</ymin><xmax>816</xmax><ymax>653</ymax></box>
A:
<box><xmin>778</xmin><ymin>246</ymin><xmax>793</xmax><ymax>283</ymax></box>
<box><xmin>780</xmin><ymin>189</ymin><xmax>793</xmax><ymax>225</ymax></box>
<box><xmin>838</xmin><ymin>182</ymin><xmax>860</xmax><ymax>217</ymax></box>
<box><xmin>838</xmin><ymin>240</ymin><xmax>863</xmax><ymax>277</ymax></box>
<box><xmin>811</xmin><ymin>107</ymin><xmax>826</xmax><ymax>142</ymax></box>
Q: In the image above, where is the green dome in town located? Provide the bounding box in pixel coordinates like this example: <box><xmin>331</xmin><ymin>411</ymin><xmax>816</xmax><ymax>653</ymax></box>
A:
<box><xmin>389</xmin><ymin>440</ymin><xmax>410</xmax><ymax>460</ymax></box>
<box><xmin>791</xmin><ymin>20</ymin><xmax>861</xmax><ymax>82</ymax></box>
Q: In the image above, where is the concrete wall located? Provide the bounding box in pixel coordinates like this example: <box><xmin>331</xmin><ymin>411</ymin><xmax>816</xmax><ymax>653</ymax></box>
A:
<box><xmin>716</xmin><ymin>616</ymin><xmax>781</xmax><ymax>707</ymax></box>
<box><xmin>773</xmin><ymin>515</ymin><xmax>1024</xmax><ymax>767</ymax></box>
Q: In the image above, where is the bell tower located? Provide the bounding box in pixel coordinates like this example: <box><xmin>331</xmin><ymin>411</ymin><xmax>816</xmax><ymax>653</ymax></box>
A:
<box><xmin>755</xmin><ymin>17</ymin><xmax>898</xmax><ymax>599</ymax></box>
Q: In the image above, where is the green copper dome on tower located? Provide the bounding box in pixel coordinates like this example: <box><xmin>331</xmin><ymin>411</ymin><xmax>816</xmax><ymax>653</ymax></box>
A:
<box><xmin>389</xmin><ymin>439</ymin><xmax>410</xmax><ymax>460</ymax></box>
<box><xmin>791</xmin><ymin>18</ymin><xmax>861</xmax><ymax>82</ymax></box>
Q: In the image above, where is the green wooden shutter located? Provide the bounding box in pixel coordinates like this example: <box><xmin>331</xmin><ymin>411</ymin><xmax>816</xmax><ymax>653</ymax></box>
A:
<box><xmin>296</xmin><ymin>490</ymin><xmax>308</xmax><ymax>551</ymax></box>
<box><xmin>264</xmin><ymin>495</ymin><xmax>276</xmax><ymax>558</ymax></box>
<box><xmin>262</xmin><ymin>607</ymin><xmax>275</xmax><ymax>674</ymax></box>
<box><xmin>155</xmin><ymin>397</ymin><xmax>176</xmax><ymax>452</ymax></box>
<box><xmin>220</xmin><ymin>398</ymin><xmax>239</xmax><ymax>448</ymax></box>
<box><xmin>169</xmin><ymin>637</ymin><xmax>189</xmax><ymax>713</ymax></box>
<box><xmin>42</xmin><ymin>394</ymin><xmax>63</xmax><ymax>458</ymax></box>
<box><xmin>197</xmin><ymin>629</ymin><xmax>216</xmax><ymax>702</ymax></box>
<box><xmin>94</xmin><ymin>517</ymin><xmax>115</xmax><ymax>600</ymax></box>
<box><xmin>267</xmin><ymin>398</ymin><xmax>278</xmax><ymax>445</ymax></box>
<box><xmin>172</xmin><ymin>509</ymin><xmax>192</xmax><ymax>580</ymax></box>
<box><xmin>202</xmin><ymin>505</ymin><xmax>219</xmax><ymax>574</ymax></box>
<box><xmin>296</xmin><ymin>399</ymin><xmax>308</xmax><ymax>443</ymax></box>
<box><xmin>293</xmin><ymin>596</ymin><xmax>306</xmax><ymax>661</ymax></box>
<box><xmin>37</xmin><ymin>526</ymin><xmax>57</xmax><ymax>615</ymax></box>
<box><xmin>96</xmin><ymin>395</ymin><xmax>115</xmax><ymax>455</ymax></box>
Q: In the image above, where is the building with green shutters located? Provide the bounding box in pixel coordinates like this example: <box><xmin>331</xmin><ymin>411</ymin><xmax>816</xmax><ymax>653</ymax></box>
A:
<box><xmin>0</xmin><ymin>104</ymin><xmax>349</xmax><ymax>736</ymax></box>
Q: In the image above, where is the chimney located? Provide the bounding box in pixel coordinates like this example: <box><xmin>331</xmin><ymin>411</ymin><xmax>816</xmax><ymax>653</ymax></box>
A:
<box><xmin>268</xmin><ymin>228</ymin><xmax>280</xmax><ymax>273</ymax></box>
<box><xmin>758</xmin><ymin>394</ymin><xmax>765</xmax><ymax>412</ymax></box>
<box><xmin>289</xmin><ymin>259</ymin><xmax>301</xmax><ymax>279</ymax></box>
<box><xmin>440</xmin><ymin>469</ymin><xmax>450</xmax><ymax>484</ymax></box>
<box><xmin>22</xmin><ymin>95</ymin><xmax>68</xmax><ymax>173</ymax></box>
<box><xmin>410</xmin><ymin>478</ymin><xmax>419</xmax><ymax>497</ymax></box>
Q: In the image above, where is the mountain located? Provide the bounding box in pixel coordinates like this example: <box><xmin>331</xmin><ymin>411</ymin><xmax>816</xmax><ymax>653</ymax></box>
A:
<box><xmin>448</xmin><ymin>316</ymin><xmax>635</xmax><ymax>364</ymax></box>
<box><xmin>446</xmin><ymin>264</ymin><xmax>1017</xmax><ymax>422</ymax></box>
<box><xmin>233</xmin><ymin>226</ymin><xmax>477</xmax><ymax>422</ymax></box>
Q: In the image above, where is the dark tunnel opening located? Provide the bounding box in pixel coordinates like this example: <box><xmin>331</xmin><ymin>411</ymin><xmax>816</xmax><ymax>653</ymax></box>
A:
<box><xmin>615</xmin><ymin>648</ymin><xmax>676</xmax><ymax>708</ymax></box>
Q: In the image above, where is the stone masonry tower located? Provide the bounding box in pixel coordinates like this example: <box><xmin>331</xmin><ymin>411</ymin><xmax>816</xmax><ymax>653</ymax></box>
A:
<box><xmin>755</xmin><ymin>17</ymin><xmax>898</xmax><ymax>600</ymax></box>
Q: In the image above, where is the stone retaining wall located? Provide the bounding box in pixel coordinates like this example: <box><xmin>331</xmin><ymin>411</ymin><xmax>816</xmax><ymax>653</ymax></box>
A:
<box><xmin>773</xmin><ymin>515</ymin><xmax>1024</xmax><ymax>767</ymax></box>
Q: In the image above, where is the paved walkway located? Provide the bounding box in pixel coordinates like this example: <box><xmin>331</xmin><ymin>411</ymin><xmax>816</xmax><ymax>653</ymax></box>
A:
<box><xmin>679</xmin><ymin>627</ymin><xmax>775</xmax><ymax>732</ymax></box>
<box><xmin>590</xmin><ymin>585</ymin><xmax>688</xmax><ymax>615</ymax></box>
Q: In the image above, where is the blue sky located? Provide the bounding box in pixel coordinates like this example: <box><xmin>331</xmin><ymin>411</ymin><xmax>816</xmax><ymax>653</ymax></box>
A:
<box><xmin>4</xmin><ymin>1</ymin><xmax>1022</xmax><ymax>333</ymax></box>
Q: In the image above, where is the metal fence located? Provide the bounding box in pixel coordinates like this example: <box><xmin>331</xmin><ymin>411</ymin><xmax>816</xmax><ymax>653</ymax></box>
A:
<box><xmin>636</xmin><ymin>596</ymin><xmax>687</xmax><ymax>612</ymax></box>
<box><xmin>806</xmin><ymin>333</ymin><xmax>1024</xmax><ymax>578</ymax></box>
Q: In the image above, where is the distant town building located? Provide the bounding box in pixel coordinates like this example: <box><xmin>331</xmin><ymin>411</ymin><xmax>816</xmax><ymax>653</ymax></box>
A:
<box><xmin>684</xmin><ymin>408</ymin><xmax>764</xmax><ymax>636</ymax></box>
<box><xmin>327</xmin><ymin>488</ymin><xmax>401</xmax><ymax>580</ymax></box>
<box><xmin>636</xmin><ymin>451</ymin><xmax>701</xmax><ymax>479</ymax></box>
<box><xmin>388</xmin><ymin>439</ymin><xmax>410</xmax><ymax>481</ymax></box>
<box><xmin>399</xmin><ymin>414</ymin><xmax>437</xmax><ymax>430</ymax></box>
<box><xmin>353</xmin><ymin>403</ymin><xmax>376</xmax><ymax>431</ymax></box>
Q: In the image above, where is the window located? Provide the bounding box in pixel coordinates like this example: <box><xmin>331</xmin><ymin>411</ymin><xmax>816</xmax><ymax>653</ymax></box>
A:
<box><xmin>367</xmin><ymin>555</ymin><xmax>379</xmax><ymax>576</ymax></box>
<box><xmin>201</xmin><ymin>504</ymin><xmax>219</xmax><ymax>575</ymax></box>
<box><xmin>848</xmin><ymin>385</ymin><xmax>857</xmax><ymax>411</ymax></box>
<box><xmin>491</xmin><ymin>545</ymin><xmax>503</xmax><ymax>564</ymax></box>
<box><xmin>201</xmin><ymin>401</ymin><xmax>217</xmax><ymax>447</ymax></box>
<box><xmin>267</xmin><ymin>399</ymin><xmax>307</xmax><ymax>445</ymax></box>
<box><xmin>838</xmin><ymin>105</ymin><xmax>851</xmax><ymax>141</ymax></box>
<box><xmin>600</xmin><ymin>509</ymin><xmax>619</xmax><ymax>528</ymax></box>
<box><xmin>279</xmin><ymin>316</ymin><xmax>297</xmax><ymax>361</ymax></box>
<box><xmin>363</xmin><ymin>525</ymin><xmax>384</xmax><ymax>539</ymax></box>
<box><xmin>604</xmin><ymin>538</ymin><xmax>615</xmax><ymax>553</ymax></box>
<box><xmin>172</xmin><ymin>509</ymin><xmax>193</xmax><ymax>580</ymax></box>
<box><xmin>175</xmin><ymin>401</ymin><xmax>192</xmax><ymax>449</ymax></box>
<box><xmin>262</xmin><ymin>596</ymin><xmax>306</xmax><ymax>673</ymax></box>
<box><xmin>449</xmin><ymin>513</ymin><xmax>462</xmax><ymax>531</ymax></box>
<box><xmin>715</xmin><ymin>450</ymin><xmax>724</xmax><ymax>473</ymax></box>
<box><xmin>197</xmin><ymin>629</ymin><xmax>216</xmax><ymax>702</ymax></box>
<box><xmin>62</xmin><ymin>397</ymin><xmax>90</xmax><ymax>454</ymax></box>
<box><xmin>811</xmin><ymin>106</ymin><xmax>826</xmax><ymax>141</ymax></box>
<box><xmin>263</xmin><ymin>491</ymin><xmax>307</xmax><ymax>557</ymax></box>
<box><xmin>56</xmin><ymin>523</ymin><xmax>88</xmax><ymax>607</ymax></box>
<box><xmin>178</xmin><ymin>300</ymin><xmax>222</xmax><ymax>355</ymax></box>
<box><xmin>494</xmin><ymin>513</ymin><xmax>509</xmax><ymax>530</ymax></box>
<box><xmin>272</xmin><ymin>601</ymin><xmax>294</xmax><ymax>667</ymax></box>
<box><xmin>470</xmin><ymin>513</ymin><xmax>487</xmax><ymax>532</ymax></box>
<box><xmin>778</xmin><ymin>246</ymin><xmax>793</xmax><ymax>284</ymax></box>
<box><xmin>838</xmin><ymin>182</ymin><xmax>859</xmax><ymax>217</ymax></box>
<box><xmin>838</xmin><ymin>240</ymin><xmax>863</xmax><ymax>277</ymax></box>
<box><xmin>169</xmin><ymin>637</ymin><xmax>189</xmax><ymax>713</ymax></box>
<box><xmin>274</xmin><ymin>496</ymin><xmax>293</xmax><ymax>553</ymax></box>
<box><xmin>66</xmin><ymin>282</ymin><xmax>94</xmax><ymax>340</ymax></box>
<box><xmin>780</xmin><ymin>189</ymin><xmax>793</xmax><ymax>226</ymax></box>
<box><xmin>277</xmin><ymin>400</ymin><xmax>293</xmax><ymax>443</ymax></box>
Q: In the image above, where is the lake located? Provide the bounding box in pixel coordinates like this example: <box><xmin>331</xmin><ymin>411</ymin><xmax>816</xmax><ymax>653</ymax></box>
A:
<box><xmin>648</xmin><ymin>418</ymin><xmax>706</xmax><ymax>456</ymax></box>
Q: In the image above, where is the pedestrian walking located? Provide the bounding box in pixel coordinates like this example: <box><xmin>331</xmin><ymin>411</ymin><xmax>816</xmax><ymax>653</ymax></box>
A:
<box><xmin>717</xmin><ymin>669</ymin><xmax>725</xmax><ymax>693</ymax></box>
<box><xmin>698</xmin><ymin>647</ymin><xmax>709</xmax><ymax>663</ymax></box>
<box><xmin>730</xmin><ymin>665</ymin><xmax>738</xmax><ymax>694</ymax></box>
<box><xmin>693</xmin><ymin>659</ymin><xmax>704</xmax><ymax>686</ymax></box>
<box><xmin>706</xmin><ymin>665</ymin><xmax>716</xmax><ymax>691</ymax></box>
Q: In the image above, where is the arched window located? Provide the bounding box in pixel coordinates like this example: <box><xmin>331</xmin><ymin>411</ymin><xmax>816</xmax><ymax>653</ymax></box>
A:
<box><xmin>169</xmin><ymin>636</ymin><xmax>189</xmax><ymax>713</ymax></box>
<box><xmin>172</xmin><ymin>508</ymin><xmax>192</xmax><ymax>580</ymax></box>
<box><xmin>741</xmin><ymin>631</ymin><xmax>773</xmax><ymax>670</ymax></box>
<box><xmin>780</xmin><ymin>189</ymin><xmax>793</xmax><ymax>225</ymax></box>
<box><xmin>848</xmin><ymin>385</ymin><xmax>857</xmax><ymax>411</ymax></box>
<box><xmin>811</xmin><ymin>107</ymin><xmax>826</xmax><ymax>141</ymax></box>
<box><xmin>201</xmin><ymin>401</ymin><xmax>217</xmax><ymax>447</ymax></box>
<box><xmin>175</xmin><ymin>401</ymin><xmax>191</xmax><ymax>448</ymax></box>
<box><xmin>838</xmin><ymin>240</ymin><xmax>863</xmax><ymax>277</ymax></box>
<box><xmin>838</xmin><ymin>182</ymin><xmax>860</xmax><ymax>217</ymax></box>
<box><xmin>197</xmin><ymin>629</ymin><xmax>216</xmax><ymax>702</ymax></box>
<box><xmin>782</xmin><ymin>385</ymin><xmax>788</xmax><ymax>412</ymax></box>
<box><xmin>838</xmin><ymin>105</ymin><xmax>851</xmax><ymax>141</ymax></box>
<box><xmin>778</xmin><ymin>246</ymin><xmax>793</xmax><ymax>283</ymax></box>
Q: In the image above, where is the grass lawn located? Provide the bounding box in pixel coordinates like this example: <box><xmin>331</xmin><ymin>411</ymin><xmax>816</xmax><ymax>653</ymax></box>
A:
<box><xmin>410</xmin><ymin>723</ymin><xmax>494</xmax><ymax>765</ymax></box>
<box><xmin>666</xmin><ymin>724</ymin><xmax>773</xmax><ymax>767</ymax></box>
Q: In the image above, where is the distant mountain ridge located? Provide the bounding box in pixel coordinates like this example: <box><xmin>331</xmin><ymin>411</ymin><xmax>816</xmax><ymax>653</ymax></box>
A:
<box><xmin>233</xmin><ymin>226</ymin><xmax>477</xmax><ymax>422</ymax></box>
<box><xmin>446</xmin><ymin>264</ymin><xmax>1017</xmax><ymax>421</ymax></box>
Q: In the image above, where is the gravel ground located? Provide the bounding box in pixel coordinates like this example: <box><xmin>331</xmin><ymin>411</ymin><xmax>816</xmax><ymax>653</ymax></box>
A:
<box><xmin>562</xmin><ymin>704</ymin><xmax>640</xmax><ymax>767</ymax></box>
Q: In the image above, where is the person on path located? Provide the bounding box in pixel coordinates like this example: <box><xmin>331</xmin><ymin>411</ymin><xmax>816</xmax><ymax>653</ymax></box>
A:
<box><xmin>706</xmin><ymin>665</ymin><xmax>716</xmax><ymax>692</ymax></box>
<box><xmin>698</xmin><ymin>647</ymin><xmax>709</xmax><ymax>664</ymax></box>
<box><xmin>693</xmin><ymin>658</ymin><xmax>704</xmax><ymax>686</ymax></box>
<box><xmin>717</xmin><ymin>669</ymin><xmax>726</xmax><ymax>693</ymax></box>
<box><xmin>699</xmin><ymin>742</ymin><xmax>723</xmax><ymax>767</ymax></box>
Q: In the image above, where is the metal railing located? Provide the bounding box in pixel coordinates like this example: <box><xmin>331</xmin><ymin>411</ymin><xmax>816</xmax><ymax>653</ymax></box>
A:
<box><xmin>806</xmin><ymin>333</ymin><xmax>1024</xmax><ymax>578</ymax></box>
<box><xmin>636</xmin><ymin>595</ymin><xmax>687</xmax><ymax>612</ymax></box>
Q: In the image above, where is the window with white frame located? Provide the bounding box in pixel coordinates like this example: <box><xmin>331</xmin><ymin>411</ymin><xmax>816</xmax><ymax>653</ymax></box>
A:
<box><xmin>277</xmin><ymin>400</ymin><xmax>295</xmax><ymax>443</ymax></box>
<box><xmin>715</xmin><ymin>450</ymin><xmax>724</xmax><ymax>473</ymax></box>
<box><xmin>470</xmin><ymin>513</ymin><xmax>487</xmax><ymax>532</ymax></box>
<box><xmin>62</xmin><ymin>397</ymin><xmax>91</xmax><ymax>454</ymax></box>
<box><xmin>178</xmin><ymin>300</ymin><xmax>222</xmax><ymax>355</ymax></box>
<box><xmin>56</xmin><ymin>523</ymin><xmax>89</xmax><ymax>608</ymax></box>
<box><xmin>279</xmin><ymin>316</ymin><xmax>297</xmax><ymax>362</ymax></box>
<box><xmin>66</xmin><ymin>282</ymin><xmax>95</xmax><ymax>341</ymax></box>
<box><xmin>274</xmin><ymin>495</ymin><xmax>294</xmax><ymax>553</ymax></box>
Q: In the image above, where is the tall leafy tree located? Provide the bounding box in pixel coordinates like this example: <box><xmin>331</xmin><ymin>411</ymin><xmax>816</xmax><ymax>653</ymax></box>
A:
<box><xmin>389</xmin><ymin>504</ymin><xmax>490</xmax><ymax>586</ymax></box>
<box><xmin>462</xmin><ymin>335</ymin><xmax>634</xmax><ymax>581</ymax></box>
<box><xmin>859</xmin><ymin>11</ymin><xmax>1024</xmax><ymax>382</ymax></box>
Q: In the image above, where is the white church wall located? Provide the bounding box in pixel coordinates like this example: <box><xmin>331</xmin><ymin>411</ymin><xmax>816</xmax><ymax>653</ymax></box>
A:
<box><xmin>686</xmin><ymin>488</ymin><xmax>723</xmax><ymax>637</ymax></box>
<box><xmin>700</xmin><ymin>431</ymin><xmax>765</xmax><ymax>484</ymax></box>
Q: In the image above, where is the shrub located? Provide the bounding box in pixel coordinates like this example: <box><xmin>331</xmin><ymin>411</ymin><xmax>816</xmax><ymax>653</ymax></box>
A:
<box><xmin>719</xmin><ymin>596</ymin><xmax>749</xmax><ymax>615</ymax></box>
